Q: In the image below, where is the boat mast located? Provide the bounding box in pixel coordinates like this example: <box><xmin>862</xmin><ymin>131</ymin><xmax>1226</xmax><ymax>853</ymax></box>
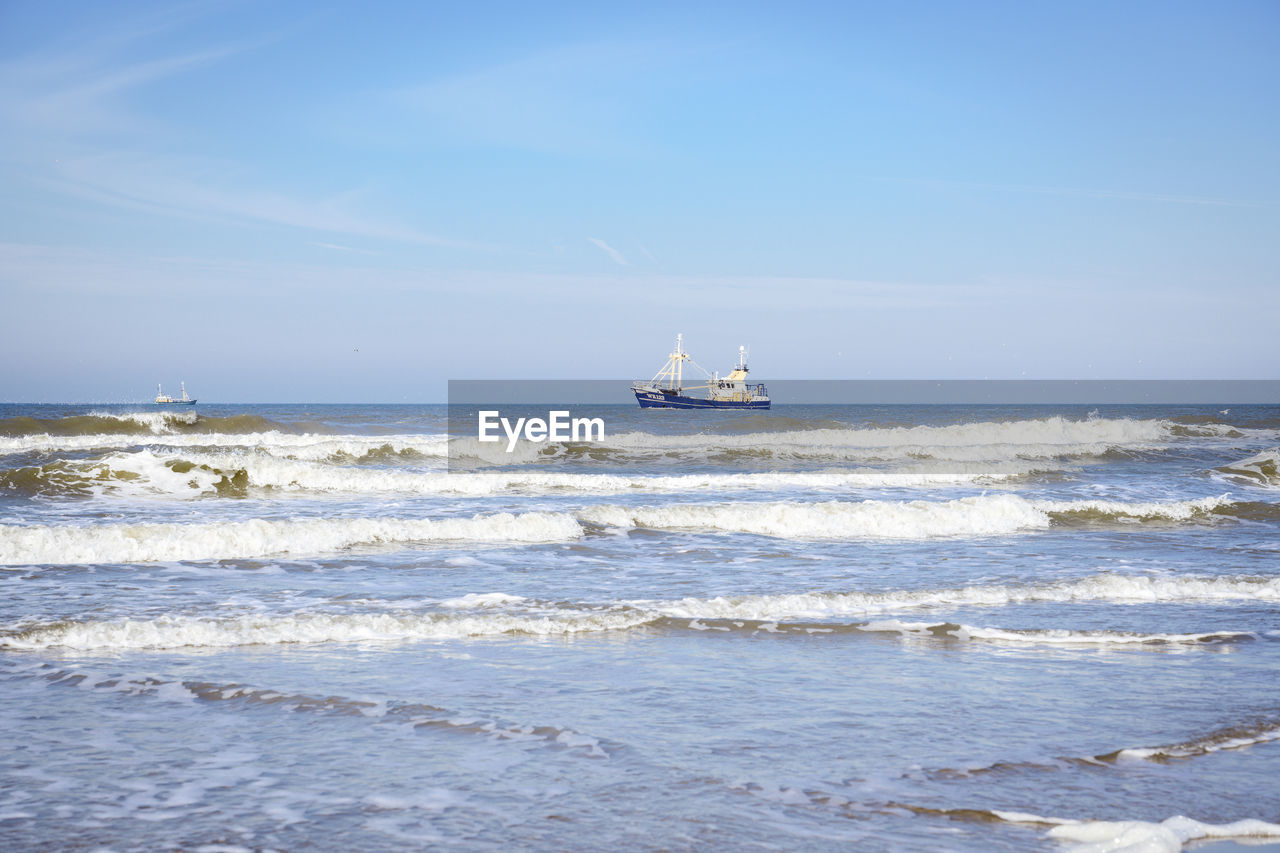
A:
<box><xmin>674</xmin><ymin>334</ymin><xmax>684</xmax><ymax>390</ymax></box>
<box><xmin>649</xmin><ymin>333</ymin><xmax>691</xmax><ymax>391</ymax></box>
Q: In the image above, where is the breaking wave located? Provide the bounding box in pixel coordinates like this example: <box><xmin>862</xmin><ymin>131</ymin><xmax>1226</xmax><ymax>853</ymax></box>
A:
<box><xmin>1102</xmin><ymin>718</ymin><xmax>1280</xmax><ymax>762</ymax></box>
<box><xmin>0</xmin><ymin>448</ymin><xmax>1048</xmax><ymax>499</ymax></box>
<box><xmin>0</xmin><ymin>428</ymin><xmax>449</xmax><ymax>458</ymax></box>
<box><xmin>853</xmin><ymin>619</ymin><xmax>1257</xmax><ymax>647</ymax></box>
<box><xmin>0</xmin><ymin>460</ymin><xmax>125</xmax><ymax>498</ymax></box>
<box><xmin>570</xmin><ymin>416</ymin><xmax>1217</xmax><ymax>463</ymax></box>
<box><xmin>0</xmin><ymin>512</ymin><xmax>581</xmax><ymax>565</ymax></box>
<box><xmin>876</xmin><ymin>805</ymin><xmax>1280</xmax><ymax>853</ymax></box>
<box><xmin>0</xmin><ymin>411</ymin><xmax>291</xmax><ymax>437</ymax></box>
<box><xmin>9</xmin><ymin>573</ymin><xmax>1277</xmax><ymax>648</ymax></box>
<box><xmin>923</xmin><ymin>717</ymin><xmax>1280</xmax><ymax>783</ymax></box>
<box><xmin>0</xmin><ymin>607</ymin><xmax>649</xmax><ymax>650</ymax></box>
<box><xmin>654</xmin><ymin>616</ymin><xmax>1260</xmax><ymax>651</ymax></box>
<box><xmin>0</xmin><ymin>495</ymin><xmax>1255</xmax><ymax>563</ymax></box>
<box><xmin>1217</xmin><ymin>448</ymin><xmax>1280</xmax><ymax>487</ymax></box>
<box><xmin>991</xmin><ymin>811</ymin><xmax>1280</xmax><ymax>852</ymax></box>
<box><xmin>6</xmin><ymin>415</ymin><xmax>1260</xmax><ymax>464</ymax></box>
<box><xmin>578</xmin><ymin>494</ymin><xmax>1240</xmax><ymax>539</ymax></box>
<box><xmin>645</xmin><ymin>573</ymin><xmax>1280</xmax><ymax>621</ymax></box>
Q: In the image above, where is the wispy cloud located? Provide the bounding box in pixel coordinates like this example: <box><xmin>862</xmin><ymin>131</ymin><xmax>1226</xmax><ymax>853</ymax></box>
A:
<box><xmin>312</xmin><ymin>242</ymin><xmax>379</xmax><ymax>255</ymax></box>
<box><xmin>588</xmin><ymin>237</ymin><xmax>628</xmax><ymax>266</ymax></box>
<box><xmin>0</xmin><ymin>26</ymin><xmax>258</xmax><ymax>139</ymax></box>
<box><xmin>27</xmin><ymin>151</ymin><xmax>482</xmax><ymax>248</ymax></box>
<box><xmin>0</xmin><ymin>11</ymin><xmax>481</xmax><ymax>252</ymax></box>
<box><xmin>0</xmin><ymin>243</ymin><xmax>1010</xmax><ymax>314</ymax></box>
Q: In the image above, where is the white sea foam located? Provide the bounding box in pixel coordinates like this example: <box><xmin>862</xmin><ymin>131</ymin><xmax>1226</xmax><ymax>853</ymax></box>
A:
<box><xmin>0</xmin><ymin>512</ymin><xmax>581</xmax><ymax>565</ymax></box>
<box><xmin>0</xmin><ymin>608</ymin><xmax>655</xmax><ymax>650</ymax></box>
<box><xmin>592</xmin><ymin>416</ymin><xmax>1185</xmax><ymax>463</ymax></box>
<box><xmin>1</xmin><ymin>416</ymin><xmax>1247</xmax><ymax>462</ymax></box>
<box><xmin>86</xmin><ymin>410</ymin><xmax>201</xmax><ymax>431</ymax></box>
<box><xmin>8</xmin><ymin>573</ymin><xmax>1279</xmax><ymax>649</ymax></box>
<box><xmin>578</xmin><ymin>494</ymin><xmax>1234</xmax><ymax>540</ymax></box>
<box><xmin>580</xmin><ymin>494</ymin><xmax>1048</xmax><ymax>538</ymax></box>
<box><xmin>1034</xmin><ymin>495</ymin><xmax>1236</xmax><ymax>522</ymax></box>
<box><xmin>438</xmin><ymin>593</ymin><xmax>526</xmax><ymax>609</ymax></box>
<box><xmin>0</xmin><ymin>495</ymin><xmax>1241</xmax><ymax>564</ymax></box>
<box><xmin>648</xmin><ymin>573</ymin><xmax>1280</xmax><ymax>621</ymax></box>
<box><xmin>1112</xmin><ymin>722</ymin><xmax>1280</xmax><ymax>761</ymax></box>
<box><xmin>61</xmin><ymin>449</ymin><xmax>235</xmax><ymax>498</ymax></box>
<box><xmin>858</xmin><ymin>619</ymin><xmax>1255</xmax><ymax>646</ymax></box>
<box><xmin>0</xmin><ymin>430</ymin><xmax>449</xmax><ymax>458</ymax></box>
<box><xmin>51</xmin><ymin>449</ymin><xmax>1045</xmax><ymax>499</ymax></box>
<box><xmin>999</xmin><ymin>812</ymin><xmax>1280</xmax><ymax>853</ymax></box>
<box><xmin>1217</xmin><ymin>448</ymin><xmax>1280</xmax><ymax>486</ymax></box>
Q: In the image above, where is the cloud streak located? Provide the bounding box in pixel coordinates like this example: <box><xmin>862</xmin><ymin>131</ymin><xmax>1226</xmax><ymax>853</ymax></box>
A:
<box><xmin>28</xmin><ymin>152</ymin><xmax>483</xmax><ymax>249</ymax></box>
<box><xmin>588</xmin><ymin>238</ymin><xmax>629</xmax><ymax>266</ymax></box>
<box><xmin>0</xmin><ymin>12</ymin><xmax>481</xmax><ymax>252</ymax></box>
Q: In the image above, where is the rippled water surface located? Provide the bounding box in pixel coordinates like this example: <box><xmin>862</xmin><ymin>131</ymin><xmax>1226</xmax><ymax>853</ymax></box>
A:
<box><xmin>2</xmin><ymin>403</ymin><xmax>1279</xmax><ymax>850</ymax></box>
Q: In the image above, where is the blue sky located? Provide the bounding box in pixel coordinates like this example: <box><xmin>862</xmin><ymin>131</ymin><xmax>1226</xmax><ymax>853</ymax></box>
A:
<box><xmin>1</xmin><ymin>0</ymin><xmax>1276</xmax><ymax>402</ymax></box>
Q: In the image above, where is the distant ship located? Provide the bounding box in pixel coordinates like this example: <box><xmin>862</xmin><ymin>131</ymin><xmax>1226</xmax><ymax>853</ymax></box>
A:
<box><xmin>155</xmin><ymin>382</ymin><xmax>197</xmax><ymax>406</ymax></box>
<box><xmin>632</xmin><ymin>334</ymin><xmax>770</xmax><ymax>409</ymax></box>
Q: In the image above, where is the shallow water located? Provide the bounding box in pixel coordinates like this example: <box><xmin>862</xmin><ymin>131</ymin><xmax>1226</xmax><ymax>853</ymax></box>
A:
<box><xmin>2</xmin><ymin>403</ymin><xmax>1279</xmax><ymax>850</ymax></box>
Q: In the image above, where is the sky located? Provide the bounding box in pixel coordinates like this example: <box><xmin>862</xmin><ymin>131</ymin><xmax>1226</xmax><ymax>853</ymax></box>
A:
<box><xmin>0</xmin><ymin>0</ymin><xmax>1277</xmax><ymax>402</ymax></box>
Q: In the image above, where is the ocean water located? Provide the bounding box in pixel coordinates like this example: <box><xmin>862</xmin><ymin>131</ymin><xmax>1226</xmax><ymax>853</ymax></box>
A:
<box><xmin>2</xmin><ymin>402</ymin><xmax>1280</xmax><ymax>851</ymax></box>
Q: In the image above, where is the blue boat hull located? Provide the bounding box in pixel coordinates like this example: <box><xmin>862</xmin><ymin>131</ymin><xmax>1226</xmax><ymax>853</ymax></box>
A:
<box><xmin>634</xmin><ymin>390</ymin><xmax>769</xmax><ymax>409</ymax></box>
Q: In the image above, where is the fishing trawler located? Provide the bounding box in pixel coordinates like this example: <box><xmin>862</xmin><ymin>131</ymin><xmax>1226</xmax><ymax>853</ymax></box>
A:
<box><xmin>632</xmin><ymin>335</ymin><xmax>770</xmax><ymax>409</ymax></box>
<box><xmin>155</xmin><ymin>382</ymin><xmax>197</xmax><ymax>406</ymax></box>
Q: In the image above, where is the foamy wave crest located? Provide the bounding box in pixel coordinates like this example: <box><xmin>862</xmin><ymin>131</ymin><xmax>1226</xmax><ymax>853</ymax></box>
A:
<box><xmin>592</xmin><ymin>416</ymin><xmax>1182</xmax><ymax>463</ymax></box>
<box><xmin>993</xmin><ymin>811</ymin><xmax>1280</xmax><ymax>852</ymax></box>
<box><xmin>8</xmin><ymin>575</ymin><xmax>1280</xmax><ymax>648</ymax></box>
<box><xmin>0</xmin><ymin>430</ymin><xmax>449</xmax><ymax>458</ymax></box>
<box><xmin>647</xmin><ymin>573</ymin><xmax>1280</xmax><ymax>621</ymax></box>
<box><xmin>28</xmin><ymin>449</ymin><xmax>1043</xmax><ymax>499</ymax></box>
<box><xmin>0</xmin><ymin>607</ymin><xmax>651</xmax><ymax>650</ymax></box>
<box><xmin>579</xmin><ymin>495</ymin><xmax>1238</xmax><ymax>540</ymax></box>
<box><xmin>86</xmin><ymin>410</ymin><xmax>200</xmax><ymax>431</ymax></box>
<box><xmin>920</xmin><ymin>717</ymin><xmax>1280</xmax><ymax>782</ymax></box>
<box><xmin>0</xmin><ymin>450</ymin><xmax>251</xmax><ymax>499</ymax></box>
<box><xmin>1036</xmin><ymin>494</ymin><xmax>1236</xmax><ymax>522</ymax></box>
<box><xmin>582</xmin><ymin>494</ymin><xmax>1049</xmax><ymax>538</ymax></box>
<box><xmin>858</xmin><ymin>619</ymin><xmax>1256</xmax><ymax>646</ymax></box>
<box><xmin>0</xmin><ymin>410</ymin><xmax>200</xmax><ymax>440</ymax></box>
<box><xmin>222</xmin><ymin>460</ymin><xmax>1034</xmax><ymax>496</ymax></box>
<box><xmin>1217</xmin><ymin>448</ymin><xmax>1280</xmax><ymax>487</ymax></box>
<box><xmin>658</xmin><ymin>616</ymin><xmax>1257</xmax><ymax>649</ymax></box>
<box><xmin>1104</xmin><ymin>719</ymin><xmax>1280</xmax><ymax>762</ymax></box>
<box><xmin>0</xmin><ymin>512</ymin><xmax>581</xmax><ymax>565</ymax></box>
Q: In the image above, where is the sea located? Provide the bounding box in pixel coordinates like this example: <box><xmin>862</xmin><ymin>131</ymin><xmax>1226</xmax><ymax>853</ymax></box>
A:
<box><xmin>2</xmin><ymin>402</ymin><xmax>1279</xmax><ymax>851</ymax></box>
